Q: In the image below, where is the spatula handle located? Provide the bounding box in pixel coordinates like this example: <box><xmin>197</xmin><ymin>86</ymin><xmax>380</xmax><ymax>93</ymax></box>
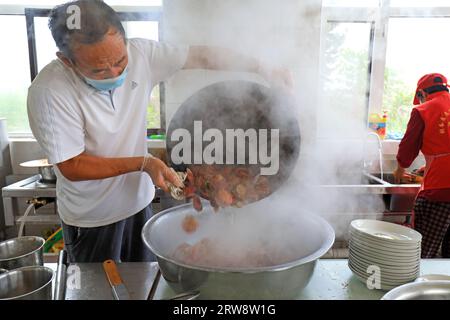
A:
<box><xmin>103</xmin><ymin>259</ymin><xmax>123</xmax><ymax>286</ymax></box>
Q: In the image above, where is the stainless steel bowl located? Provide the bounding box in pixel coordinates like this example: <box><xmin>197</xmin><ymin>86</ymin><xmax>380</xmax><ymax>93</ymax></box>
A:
<box><xmin>38</xmin><ymin>166</ymin><xmax>56</xmax><ymax>182</ymax></box>
<box><xmin>19</xmin><ymin>159</ymin><xmax>57</xmax><ymax>183</ymax></box>
<box><xmin>142</xmin><ymin>202</ymin><xmax>335</xmax><ymax>299</ymax></box>
<box><xmin>381</xmin><ymin>281</ymin><xmax>450</xmax><ymax>300</ymax></box>
<box><xmin>0</xmin><ymin>266</ymin><xmax>54</xmax><ymax>300</ymax></box>
<box><xmin>0</xmin><ymin>236</ymin><xmax>45</xmax><ymax>270</ymax></box>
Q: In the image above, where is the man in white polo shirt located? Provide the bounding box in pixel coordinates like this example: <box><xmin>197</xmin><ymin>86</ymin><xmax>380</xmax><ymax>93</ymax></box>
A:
<box><xmin>27</xmin><ymin>0</ymin><xmax>291</xmax><ymax>263</ymax></box>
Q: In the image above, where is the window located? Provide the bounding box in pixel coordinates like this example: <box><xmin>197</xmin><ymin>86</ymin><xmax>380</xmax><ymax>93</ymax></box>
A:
<box><xmin>26</xmin><ymin>9</ymin><xmax>163</xmax><ymax>134</ymax></box>
<box><xmin>122</xmin><ymin>19</ymin><xmax>162</xmax><ymax>131</ymax></box>
<box><xmin>321</xmin><ymin>1</ymin><xmax>450</xmax><ymax>140</ymax></box>
<box><xmin>383</xmin><ymin>18</ymin><xmax>450</xmax><ymax>137</ymax></box>
<box><xmin>318</xmin><ymin>22</ymin><xmax>373</xmax><ymax>138</ymax></box>
<box><xmin>0</xmin><ymin>15</ymin><xmax>31</xmax><ymax>133</ymax></box>
<box><xmin>323</xmin><ymin>0</ymin><xmax>380</xmax><ymax>8</ymax></box>
<box><xmin>0</xmin><ymin>2</ymin><xmax>163</xmax><ymax>135</ymax></box>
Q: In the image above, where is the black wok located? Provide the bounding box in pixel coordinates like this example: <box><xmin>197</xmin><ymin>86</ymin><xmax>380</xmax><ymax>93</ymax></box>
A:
<box><xmin>166</xmin><ymin>80</ymin><xmax>300</xmax><ymax>200</ymax></box>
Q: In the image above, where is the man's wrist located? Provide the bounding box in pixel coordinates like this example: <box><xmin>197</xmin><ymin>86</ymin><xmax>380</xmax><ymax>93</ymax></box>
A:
<box><xmin>140</xmin><ymin>154</ymin><xmax>154</xmax><ymax>172</ymax></box>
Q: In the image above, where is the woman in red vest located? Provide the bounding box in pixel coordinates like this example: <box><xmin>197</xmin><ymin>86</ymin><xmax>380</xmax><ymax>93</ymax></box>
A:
<box><xmin>394</xmin><ymin>73</ymin><xmax>450</xmax><ymax>258</ymax></box>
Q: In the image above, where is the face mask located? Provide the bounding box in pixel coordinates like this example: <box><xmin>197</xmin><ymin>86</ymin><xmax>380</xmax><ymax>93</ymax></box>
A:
<box><xmin>80</xmin><ymin>65</ymin><xmax>128</xmax><ymax>91</ymax></box>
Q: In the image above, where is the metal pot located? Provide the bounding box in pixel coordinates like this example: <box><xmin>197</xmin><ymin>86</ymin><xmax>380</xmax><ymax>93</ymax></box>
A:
<box><xmin>142</xmin><ymin>202</ymin><xmax>335</xmax><ymax>299</ymax></box>
<box><xmin>0</xmin><ymin>236</ymin><xmax>45</xmax><ymax>270</ymax></box>
<box><xmin>38</xmin><ymin>166</ymin><xmax>56</xmax><ymax>182</ymax></box>
<box><xmin>382</xmin><ymin>281</ymin><xmax>450</xmax><ymax>300</ymax></box>
<box><xmin>0</xmin><ymin>266</ymin><xmax>54</xmax><ymax>300</ymax></box>
<box><xmin>19</xmin><ymin>159</ymin><xmax>57</xmax><ymax>182</ymax></box>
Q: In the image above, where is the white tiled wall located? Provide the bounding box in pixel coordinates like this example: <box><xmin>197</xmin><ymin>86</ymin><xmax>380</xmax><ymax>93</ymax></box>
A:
<box><xmin>162</xmin><ymin>0</ymin><xmax>323</xmax><ymax>148</ymax></box>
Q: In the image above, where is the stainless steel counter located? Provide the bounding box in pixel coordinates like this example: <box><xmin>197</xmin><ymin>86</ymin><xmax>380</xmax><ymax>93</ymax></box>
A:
<box><xmin>64</xmin><ymin>262</ymin><xmax>159</xmax><ymax>300</ymax></box>
<box><xmin>57</xmin><ymin>259</ymin><xmax>450</xmax><ymax>300</ymax></box>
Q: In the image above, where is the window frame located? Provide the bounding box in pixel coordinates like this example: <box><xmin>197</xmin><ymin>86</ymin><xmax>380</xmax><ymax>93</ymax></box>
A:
<box><xmin>0</xmin><ymin>4</ymin><xmax>165</xmax><ymax>137</ymax></box>
<box><xmin>321</xmin><ymin>0</ymin><xmax>450</xmax><ymax>137</ymax></box>
<box><xmin>24</xmin><ymin>8</ymin><xmax>165</xmax><ymax>136</ymax></box>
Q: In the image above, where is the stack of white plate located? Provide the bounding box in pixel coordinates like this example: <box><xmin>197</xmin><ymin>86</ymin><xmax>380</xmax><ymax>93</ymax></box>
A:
<box><xmin>348</xmin><ymin>219</ymin><xmax>422</xmax><ymax>290</ymax></box>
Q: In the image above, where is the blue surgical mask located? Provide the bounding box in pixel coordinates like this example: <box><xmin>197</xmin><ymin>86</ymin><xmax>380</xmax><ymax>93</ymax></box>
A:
<box><xmin>81</xmin><ymin>66</ymin><xmax>128</xmax><ymax>91</ymax></box>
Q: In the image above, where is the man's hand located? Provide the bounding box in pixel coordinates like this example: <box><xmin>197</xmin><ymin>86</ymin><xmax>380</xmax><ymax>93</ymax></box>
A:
<box><xmin>142</xmin><ymin>156</ymin><xmax>183</xmax><ymax>193</ymax></box>
<box><xmin>257</xmin><ymin>63</ymin><xmax>294</xmax><ymax>90</ymax></box>
<box><xmin>393</xmin><ymin>166</ymin><xmax>406</xmax><ymax>184</ymax></box>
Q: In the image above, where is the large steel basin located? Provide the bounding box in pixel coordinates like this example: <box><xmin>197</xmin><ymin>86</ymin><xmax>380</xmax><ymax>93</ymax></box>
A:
<box><xmin>142</xmin><ymin>202</ymin><xmax>335</xmax><ymax>299</ymax></box>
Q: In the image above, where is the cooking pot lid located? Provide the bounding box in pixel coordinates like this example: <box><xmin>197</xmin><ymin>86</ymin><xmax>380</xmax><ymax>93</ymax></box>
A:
<box><xmin>20</xmin><ymin>159</ymin><xmax>53</xmax><ymax>168</ymax></box>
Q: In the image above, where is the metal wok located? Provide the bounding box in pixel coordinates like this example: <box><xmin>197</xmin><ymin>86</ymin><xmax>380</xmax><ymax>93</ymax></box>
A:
<box><xmin>165</xmin><ymin>80</ymin><xmax>301</xmax><ymax>201</ymax></box>
<box><xmin>142</xmin><ymin>202</ymin><xmax>335</xmax><ymax>299</ymax></box>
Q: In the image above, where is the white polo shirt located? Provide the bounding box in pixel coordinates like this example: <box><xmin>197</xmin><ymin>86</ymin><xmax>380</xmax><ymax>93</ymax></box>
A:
<box><xmin>27</xmin><ymin>38</ymin><xmax>188</xmax><ymax>227</ymax></box>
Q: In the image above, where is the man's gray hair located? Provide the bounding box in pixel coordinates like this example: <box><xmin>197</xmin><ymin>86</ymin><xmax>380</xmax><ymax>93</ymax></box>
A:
<box><xmin>48</xmin><ymin>0</ymin><xmax>126</xmax><ymax>59</ymax></box>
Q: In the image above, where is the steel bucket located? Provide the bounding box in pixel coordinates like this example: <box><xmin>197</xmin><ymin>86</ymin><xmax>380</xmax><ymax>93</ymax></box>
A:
<box><xmin>0</xmin><ymin>266</ymin><xmax>54</xmax><ymax>300</ymax></box>
<box><xmin>0</xmin><ymin>236</ymin><xmax>45</xmax><ymax>270</ymax></box>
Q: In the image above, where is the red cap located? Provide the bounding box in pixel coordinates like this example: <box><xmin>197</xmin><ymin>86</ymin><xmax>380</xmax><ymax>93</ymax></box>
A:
<box><xmin>413</xmin><ymin>73</ymin><xmax>449</xmax><ymax>105</ymax></box>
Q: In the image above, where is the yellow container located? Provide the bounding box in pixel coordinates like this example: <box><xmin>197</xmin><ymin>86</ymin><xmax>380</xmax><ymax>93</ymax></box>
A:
<box><xmin>368</xmin><ymin>111</ymin><xmax>388</xmax><ymax>139</ymax></box>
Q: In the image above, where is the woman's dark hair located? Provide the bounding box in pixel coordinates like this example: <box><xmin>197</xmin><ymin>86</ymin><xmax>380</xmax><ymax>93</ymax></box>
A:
<box><xmin>48</xmin><ymin>0</ymin><xmax>126</xmax><ymax>59</ymax></box>
<box><xmin>424</xmin><ymin>85</ymin><xmax>449</xmax><ymax>95</ymax></box>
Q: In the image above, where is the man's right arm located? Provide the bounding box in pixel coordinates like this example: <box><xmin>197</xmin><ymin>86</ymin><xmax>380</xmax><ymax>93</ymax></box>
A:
<box><xmin>57</xmin><ymin>153</ymin><xmax>183</xmax><ymax>192</ymax></box>
<box><xmin>27</xmin><ymin>86</ymin><xmax>182</xmax><ymax>192</ymax></box>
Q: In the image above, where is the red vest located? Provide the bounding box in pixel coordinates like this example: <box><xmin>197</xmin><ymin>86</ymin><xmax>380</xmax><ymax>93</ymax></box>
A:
<box><xmin>416</xmin><ymin>91</ymin><xmax>450</xmax><ymax>190</ymax></box>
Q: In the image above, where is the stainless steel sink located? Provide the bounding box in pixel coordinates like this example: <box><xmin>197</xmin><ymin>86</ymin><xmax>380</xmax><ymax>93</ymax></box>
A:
<box><xmin>319</xmin><ymin>172</ymin><xmax>393</xmax><ymax>194</ymax></box>
<box><xmin>370</xmin><ymin>173</ymin><xmax>419</xmax><ymax>212</ymax></box>
<box><xmin>319</xmin><ymin>172</ymin><xmax>385</xmax><ymax>186</ymax></box>
<box><xmin>319</xmin><ymin>172</ymin><xmax>420</xmax><ymax>212</ymax></box>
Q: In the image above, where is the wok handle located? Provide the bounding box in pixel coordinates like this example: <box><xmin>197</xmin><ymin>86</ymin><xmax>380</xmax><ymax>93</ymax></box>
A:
<box><xmin>103</xmin><ymin>259</ymin><xmax>124</xmax><ymax>286</ymax></box>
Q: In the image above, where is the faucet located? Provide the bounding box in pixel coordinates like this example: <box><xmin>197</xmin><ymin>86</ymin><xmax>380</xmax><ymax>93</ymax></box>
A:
<box><xmin>364</xmin><ymin>132</ymin><xmax>384</xmax><ymax>181</ymax></box>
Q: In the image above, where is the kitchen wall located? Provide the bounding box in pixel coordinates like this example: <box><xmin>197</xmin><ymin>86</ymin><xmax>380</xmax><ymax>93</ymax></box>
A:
<box><xmin>162</xmin><ymin>0</ymin><xmax>325</xmax><ymax>188</ymax></box>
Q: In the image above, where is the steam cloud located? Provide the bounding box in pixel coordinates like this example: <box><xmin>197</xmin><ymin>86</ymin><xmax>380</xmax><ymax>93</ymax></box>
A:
<box><xmin>161</xmin><ymin>0</ymin><xmax>386</xmax><ymax>264</ymax></box>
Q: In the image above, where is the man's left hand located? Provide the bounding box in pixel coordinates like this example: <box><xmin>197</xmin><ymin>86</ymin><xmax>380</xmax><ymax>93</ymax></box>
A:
<box><xmin>258</xmin><ymin>64</ymin><xmax>294</xmax><ymax>91</ymax></box>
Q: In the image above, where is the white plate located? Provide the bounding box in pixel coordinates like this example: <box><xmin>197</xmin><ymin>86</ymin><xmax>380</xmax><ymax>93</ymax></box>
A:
<box><xmin>349</xmin><ymin>250</ymin><xmax>419</xmax><ymax>270</ymax></box>
<box><xmin>348</xmin><ymin>263</ymin><xmax>412</xmax><ymax>290</ymax></box>
<box><xmin>350</xmin><ymin>230</ymin><xmax>421</xmax><ymax>251</ymax></box>
<box><xmin>348</xmin><ymin>259</ymin><xmax>419</xmax><ymax>281</ymax></box>
<box><xmin>349</xmin><ymin>263</ymin><xmax>418</xmax><ymax>286</ymax></box>
<box><xmin>349</xmin><ymin>237</ymin><xmax>421</xmax><ymax>258</ymax></box>
<box><xmin>349</xmin><ymin>240</ymin><xmax>420</xmax><ymax>261</ymax></box>
<box><xmin>349</xmin><ymin>249</ymin><xmax>420</xmax><ymax>270</ymax></box>
<box><xmin>349</xmin><ymin>242</ymin><xmax>420</xmax><ymax>264</ymax></box>
<box><xmin>349</xmin><ymin>239</ymin><xmax>420</xmax><ymax>260</ymax></box>
<box><xmin>350</xmin><ymin>229</ymin><xmax>421</xmax><ymax>250</ymax></box>
<box><xmin>348</xmin><ymin>239</ymin><xmax>420</xmax><ymax>262</ymax></box>
<box><xmin>350</xmin><ymin>261</ymin><xmax>420</xmax><ymax>283</ymax></box>
<box><xmin>349</xmin><ymin>255</ymin><xmax>420</xmax><ymax>278</ymax></box>
<box><xmin>349</xmin><ymin>233</ymin><xmax>421</xmax><ymax>252</ymax></box>
<box><xmin>350</xmin><ymin>219</ymin><xmax>422</xmax><ymax>244</ymax></box>
<box><xmin>350</xmin><ymin>227</ymin><xmax>421</xmax><ymax>246</ymax></box>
